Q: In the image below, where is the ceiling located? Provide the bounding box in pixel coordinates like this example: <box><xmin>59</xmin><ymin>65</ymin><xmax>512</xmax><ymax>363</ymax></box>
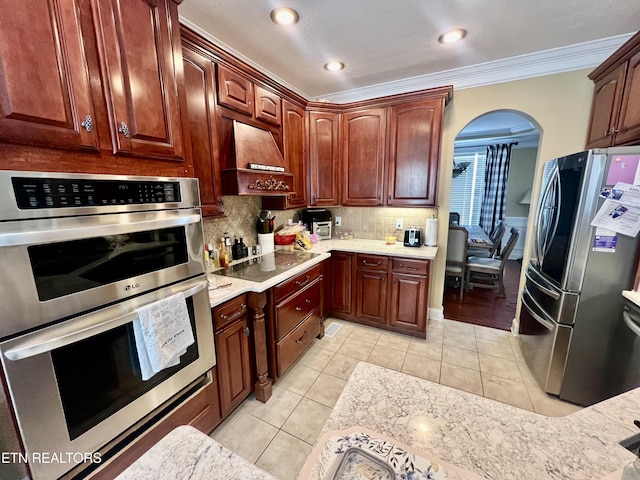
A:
<box><xmin>179</xmin><ymin>0</ymin><xmax>639</xmax><ymax>103</ymax></box>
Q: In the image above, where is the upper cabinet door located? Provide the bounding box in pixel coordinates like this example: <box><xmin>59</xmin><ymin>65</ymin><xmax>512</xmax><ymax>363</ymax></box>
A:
<box><xmin>387</xmin><ymin>99</ymin><xmax>443</xmax><ymax>207</ymax></box>
<box><xmin>91</xmin><ymin>0</ymin><xmax>184</xmax><ymax>160</ymax></box>
<box><xmin>216</xmin><ymin>65</ymin><xmax>254</xmax><ymax>116</ymax></box>
<box><xmin>0</xmin><ymin>0</ymin><xmax>98</xmax><ymax>150</ymax></box>
<box><xmin>342</xmin><ymin>108</ymin><xmax>386</xmax><ymax>206</ymax></box>
<box><xmin>282</xmin><ymin>100</ymin><xmax>307</xmax><ymax>208</ymax></box>
<box><xmin>309</xmin><ymin>111</ymin><xmax>340</xmax><ymax>206</ymax></box>
<box><xmin>255</xmin><ymin>86</ymin><xmax>281</xmax><ymax>126</ymax></box>
<box><xmin>586</xmin><ymin>64</ymin><xmax>626</xmax><ymax>148</ymax></box>
<box><xmin>616</xmin><ymin>51</ymin><xmax>640</xmax><ymax>145</ymax></box>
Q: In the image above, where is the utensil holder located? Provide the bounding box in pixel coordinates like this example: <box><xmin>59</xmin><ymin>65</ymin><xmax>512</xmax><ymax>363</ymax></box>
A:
<box><xmin>258</xmin><ymin>233</ymin><xmax>274</xmax><ymax>254</ymax></box>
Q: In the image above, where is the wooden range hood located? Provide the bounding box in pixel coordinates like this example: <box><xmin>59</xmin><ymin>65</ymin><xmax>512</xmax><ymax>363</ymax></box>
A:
<box><xmin>220</xmin><ymin>121</ymin><xmax>295</xmax><ymax>196</ymax></box>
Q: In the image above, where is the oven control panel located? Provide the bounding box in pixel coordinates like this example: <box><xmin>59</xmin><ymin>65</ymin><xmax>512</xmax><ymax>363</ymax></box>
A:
<box><xmin>12</xmin><ymin>177</ymin><xmax>182</xmax><ymax>209</ymax></box>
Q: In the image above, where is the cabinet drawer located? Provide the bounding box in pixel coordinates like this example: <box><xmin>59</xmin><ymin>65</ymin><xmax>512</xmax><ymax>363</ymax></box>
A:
<box><xmin>275</xmin><ymin>280</ymin><xmax>321</xmax><ymax>341</ymax></box>
<box><xmin>213</xmin><ymin>294</ymin><xmax>248</xmax><ymax>332</ymax></box>
<box><xmin>392</xmin><ymin>258</ymin><xmax>429</xmax><ymax>275</ymax></box>
<box><xmin>276</xmin><ymin>310</ymin><xmax>321</xmax><ymax>376</ymax></box>
<box><xmin>274</xmin><ymin>264</ymin><xmax>321</xmax><ymax>302</ymax></box>
<box><xmin>356</xmin><ymin>254</ymin><xmax>389</xmax><ymax>270</ymax></box>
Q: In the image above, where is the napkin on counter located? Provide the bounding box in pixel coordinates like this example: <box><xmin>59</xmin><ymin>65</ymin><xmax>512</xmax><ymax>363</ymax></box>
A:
<box><xmin>133</xmin><ymin>292</ymin><xmax>194</xmax><ymax>381</ymax></box>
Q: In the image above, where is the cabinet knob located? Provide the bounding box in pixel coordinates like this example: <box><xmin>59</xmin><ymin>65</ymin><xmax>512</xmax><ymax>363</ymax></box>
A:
<box><xmin>381</xmin><ymin>276</ymin><xmax>386</xmax><ymax>283</ymax></box>
<box><xmin>393</xmin><ymin>277</ymin><xmax>397</xmax><ymax>285</ymax></box>
<box><xmin>118</xmin><ymin>122</ymin><xmax>130</xmax><ymax>138</ymax></box>
<box><xmin>610</xmin><ymin>127</ymin><xmax>620</xmax><ymax>135</ymax></box>
<box><xmin>295</xmin><ymin>306</ymin><xmax>302</xmax><ymax>311</ymax></box>
<box><xmin>243</xmin><ymin>326</ymin><xmax>250</xmax><ymax>336</ymax></box>
<box><xmin>388</xmin><ymin>194</ymin><xmax>391</xmax><ymax>201</ymax></box>
<box><xmin>305</xmin><ymin>299</ymin><xmax>311</xmax><ymax>304</ymax></box>
<box><xmin>81</xmin><ymin>115</ymin><xmax>94</xmax><ymax>132</ymax></box>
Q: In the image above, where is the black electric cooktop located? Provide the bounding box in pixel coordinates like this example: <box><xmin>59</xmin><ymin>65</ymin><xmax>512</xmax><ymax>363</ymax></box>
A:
<box><xmin>216</xmin><ymin>250</ymin><xmax>320</xmax><ymax>283</ymax></box>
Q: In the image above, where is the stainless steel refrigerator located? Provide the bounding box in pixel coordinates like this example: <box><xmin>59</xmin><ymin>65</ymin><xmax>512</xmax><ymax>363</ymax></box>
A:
<box><xmin>519</xmin><ymin>146</ymin><xmax>640</xmax><ymax>406</ymax></box>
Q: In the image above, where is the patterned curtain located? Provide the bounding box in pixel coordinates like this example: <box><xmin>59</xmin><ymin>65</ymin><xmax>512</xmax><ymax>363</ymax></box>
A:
<box><xmin>479</xmin><ymin>143</ymin><xmax>515</xmax><ymax>235</ymax></box>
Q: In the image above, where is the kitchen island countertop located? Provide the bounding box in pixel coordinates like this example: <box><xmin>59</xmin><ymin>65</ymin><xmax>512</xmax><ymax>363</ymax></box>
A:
<box><xmin>317</xmin><ymin>362</ymin><xmax>639</xmax><ymax>480</ymax></box>
<box><xmin>209</xmin><ymin>238</ymin><xmax>437</xmax><ymax>308</ymax></box>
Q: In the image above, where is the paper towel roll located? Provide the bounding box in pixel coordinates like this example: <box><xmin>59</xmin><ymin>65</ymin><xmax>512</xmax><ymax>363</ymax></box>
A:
<box><xmin>425</xmin><ymin>219</ymin><xmax>438</xmax><ymax>246</ymax></box>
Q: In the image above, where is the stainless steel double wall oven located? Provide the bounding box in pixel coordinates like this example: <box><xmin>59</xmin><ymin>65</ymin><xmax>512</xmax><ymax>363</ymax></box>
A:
<box><xmin>0</xmin><ymin>171</ymin><xmax>215</xmax><ymax>480</ymax></box>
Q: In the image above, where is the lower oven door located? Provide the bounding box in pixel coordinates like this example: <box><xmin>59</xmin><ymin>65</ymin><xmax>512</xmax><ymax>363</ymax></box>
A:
<box><xmin>0</xmin><ymin>276</ymin><xmax>215</xmax><ymax>480</ymax></box>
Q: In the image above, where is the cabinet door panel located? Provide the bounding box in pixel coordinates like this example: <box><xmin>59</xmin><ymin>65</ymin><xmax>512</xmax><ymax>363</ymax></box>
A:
<box><xmin>616</xmin><ymin>51</ymin><xmax>640</xmax><ymax>145</ymax></box>
<box><xmin>92</xmin><ymin>0</ymin><xmax>184</xmax><ymax>159</ymax></box>
<box><xmin>217</xmin><ymin>65</ymin><xmax>254</xmax><ymax>116</ymax></box>
<box><xmin>355</xmin><ymin>269</ymin><xmax>387</xmax><ymax>324</ymax></box>
<box><xmin>282</xmin><ymin>100</ymin><xmax>307</xmax><ymax>208</ymax></box>
<box><xmin>330</xmin><ymin>252</ymin><xmax>353</xmax><ymax>315</ymax></box>
<box><xmin>182</xmin><ymin>48</ymin><xmax>224</xmax><ymax>217</ymax></box>
<box><xmin>342</xmin><ymin>109</ymin><xmax>386</xmax><ymax>205</ymax></box>
<box><xmin>389</xmin><ymin>273</ymin><xmax>427</xmax><ymax>333</ymax></box>
<box><xmin>255</xmin><ymin>86</ymin><xmax>281</xmax><ymax>125</ymax></box>
<box><xmin>586</xmin><ymin>64</ymin><xmax>625</xmax><ymax>148</ymax></box>
<box><xmin>387</xmin><ymin>100</ymin><xmax>442</xmax><ymax>206</ymax></box>
<box><xmin>216</xmin><ymin>318</ymin><xmax>252</xmax><ymax>417</ymax></box>
<box><xmin>0</xmin><ymin>0</ymin><xmax>97</xmax><ymax>150</ymax></box>
<box><xmin>309</xmin><ymin>111</ymin><xmax>340</xmax><ymax>206</ymax></box>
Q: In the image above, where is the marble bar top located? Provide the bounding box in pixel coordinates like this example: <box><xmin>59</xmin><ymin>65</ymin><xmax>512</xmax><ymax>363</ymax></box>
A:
<box><xmin>208</xmin><ymin>239</ymin><xmax>437</xmax><ymax>308</ymax></box>
<box><xmin>115</xmin><ymin>425</ymin><xmax>275</xmax><ymax>480</ymax></box>
<box><xmin>320</xmin><ymin>362</ymin><xmax>640</xmax><ymax>480</ymax></box>
<box><xmin>623</xmin><ymin>290</ymin><xmax>640</xmax><ymax>308</ymax></box>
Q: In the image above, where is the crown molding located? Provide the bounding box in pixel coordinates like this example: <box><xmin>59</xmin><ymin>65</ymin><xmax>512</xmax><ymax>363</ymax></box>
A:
<box><xmin>179</xmin><ymin>17</ymin><xmax>634</xmax><ymax>104</ymax></box>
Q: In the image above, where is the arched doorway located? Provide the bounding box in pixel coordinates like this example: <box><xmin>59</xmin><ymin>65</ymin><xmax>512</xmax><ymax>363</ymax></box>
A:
<box><xmin>444</xmin><ymin>110</ymin><xmax>541</xmax><ymax>330</ymax></box>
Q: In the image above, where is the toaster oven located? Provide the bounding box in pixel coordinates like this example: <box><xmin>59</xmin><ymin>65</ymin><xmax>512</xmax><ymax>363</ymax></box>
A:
<box><xmin>302</xmin><ymin>208</ymin><xmax>332</xmax><ymax>240</ymax></box>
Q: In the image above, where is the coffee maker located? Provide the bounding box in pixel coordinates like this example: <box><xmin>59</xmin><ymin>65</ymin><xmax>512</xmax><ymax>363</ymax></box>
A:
<box><xmin>403</xmin><ymin>226</ymin><xmax>422</xmax><ymax>247</ymax></box>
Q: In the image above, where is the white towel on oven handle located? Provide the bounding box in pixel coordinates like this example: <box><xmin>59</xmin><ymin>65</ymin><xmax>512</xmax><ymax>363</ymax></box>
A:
<box><xmin>133</xmin><ymin>291</ymin><xmax>195</xmax><ymax>381</ymax></box>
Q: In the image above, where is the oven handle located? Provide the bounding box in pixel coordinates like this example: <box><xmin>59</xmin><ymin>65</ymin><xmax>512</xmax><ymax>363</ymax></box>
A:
<box><xmin>0</xmin><ymin>213</ymin><xmax>201</xmax><ymax>247</ymax></box>
<box><xmin>3</xmin><ymin>279</ymin><xmax>208</xmax><ymax>361</ymax></box>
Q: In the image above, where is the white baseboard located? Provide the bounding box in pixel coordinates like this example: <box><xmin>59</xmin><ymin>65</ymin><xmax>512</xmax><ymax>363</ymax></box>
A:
<box><xmin>429</xmin><ymin>307</ymin><xmax>444</xmax><ymax>321</ymax></box>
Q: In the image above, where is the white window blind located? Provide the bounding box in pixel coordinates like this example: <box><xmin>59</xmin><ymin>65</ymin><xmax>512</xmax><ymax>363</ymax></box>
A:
<box><xmin>450</xmin><ymin>149</ymin><xmax>487</xmax><ymax>225</ymax></box>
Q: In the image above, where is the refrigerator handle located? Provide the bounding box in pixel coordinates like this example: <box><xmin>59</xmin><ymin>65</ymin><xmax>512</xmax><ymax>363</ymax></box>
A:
<box><xmin>623</xmin><ymin>309</ymin><xmax>640</xmax><ymax>338</ymax></box>
<box><xmin>525</xmin><ymin>267</ymin><xmax>560</xmax><ymax>300</ymax></box>
<box><xmin>535</xmin><ymin>163</ymin><xmax>556</xmax><ymax>265</ymax></box>
<box><xmin>541</xmin><ymin>165</ymin><xmax>561</xmax><ymax>260</ymax></box>
<box><xmin>522</xmin><ymin>286</ymin><xmax>555</xmax><ymax>331</ymax></box>
<box><xmin>547</xmin><ymin>164</ymin><xmax>562</xmax><ymax>255</ymax></box>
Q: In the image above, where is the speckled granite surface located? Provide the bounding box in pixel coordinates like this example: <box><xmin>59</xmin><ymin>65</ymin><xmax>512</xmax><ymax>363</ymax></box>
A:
<box><xmin>115</xmin><ymin>425</ymin><xmax>275</xmax><ymax>480</ymax></box>
<box><xmin>208</xmin><ymin>239</ymin><xmax>437</xmax><ymax>308</ymax></box>
<box><xmin>320</xmin><ymin>362</ymin><xmax>639</xmax><ymax>480</ymax></box>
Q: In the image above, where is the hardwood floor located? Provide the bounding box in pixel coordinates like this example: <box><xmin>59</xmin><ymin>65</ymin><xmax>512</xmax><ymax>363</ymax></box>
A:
<box><xmin>443</xmin><ymin>259</ymin><xmax>521</xmax><ymax>331</ymax></box>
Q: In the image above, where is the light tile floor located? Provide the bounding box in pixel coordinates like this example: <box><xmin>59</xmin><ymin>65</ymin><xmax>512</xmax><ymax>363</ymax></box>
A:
<box><xmin>210</xmin><ymin>317</ymin><xmax>583</xmax><ymax>479</ymax></box>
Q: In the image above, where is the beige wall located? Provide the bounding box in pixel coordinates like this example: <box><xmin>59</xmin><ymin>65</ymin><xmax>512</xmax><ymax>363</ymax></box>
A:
<box><xmin>506</xmin><ymin>147</ymin><xmax>538</xmax><ymax>218</ymax></box>
<box><xmin>433</xmin><ymin>68</ymin><xmax>595</xmax><ymax>317</ymax></box>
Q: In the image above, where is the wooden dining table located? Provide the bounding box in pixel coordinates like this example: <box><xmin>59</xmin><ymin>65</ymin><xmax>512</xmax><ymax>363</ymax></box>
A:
<box><xmin>462</xmin><ymin>224</ymin><xmax>493</xmax><ymax>250</ymax></box>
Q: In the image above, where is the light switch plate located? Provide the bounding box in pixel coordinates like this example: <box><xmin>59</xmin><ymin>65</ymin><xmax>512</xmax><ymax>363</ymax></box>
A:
<box><xmin>335</xmin><ymin>216</ymin><xmax>342</xmax><ymax>226</ymax></box>
<box><xmin>396</xmin><ymin>219</ymin><xmax>404</xmax><ymax>230</ymax></box>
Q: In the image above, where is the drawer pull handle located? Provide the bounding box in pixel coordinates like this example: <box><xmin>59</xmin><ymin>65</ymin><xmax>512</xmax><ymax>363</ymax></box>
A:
<box><xmin>220</xmin><ymin>304</ymin><xmax>246</xmax><ymax>322</ymax></box>
<box><xmin>362</xmin><ymin>260</ymin><xmax>381</xmax><ymax>267</ymax></box>
<box><xmin>295</xmin><ymin>330</ymin><xmax>310</xmax><ymax>344</ymax></box>
<box><xmin>295</xmin><ymin>306</ymin><xmax>302</xmax><ymax>311</ymax></box>
<box><xmin>399</xmin><ymin>264</ymin><xmax>419</xmax><ymax>270</ymax></box>
<box><xmin>295</xmin><ymin>275</ymin><xmax>311</xmax><ymax>287</ymax></box>
<box><xmin>243</xmin><ymin>327</ymin><xmax>250</xmax><ymax>336</ymax></box>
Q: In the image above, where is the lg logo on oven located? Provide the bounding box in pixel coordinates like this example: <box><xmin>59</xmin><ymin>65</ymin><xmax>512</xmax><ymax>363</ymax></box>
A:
<box><xmin>124</xmin><ymin>283</ymin><xmax>140</xmax><ymax>291</ymax></box>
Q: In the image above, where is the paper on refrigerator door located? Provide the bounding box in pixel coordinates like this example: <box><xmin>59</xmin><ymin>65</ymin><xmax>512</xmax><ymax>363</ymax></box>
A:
<box><xmin>590</xmin><ymin>182</ymin><xmax>640</xmax><ymax>237</ymax></box>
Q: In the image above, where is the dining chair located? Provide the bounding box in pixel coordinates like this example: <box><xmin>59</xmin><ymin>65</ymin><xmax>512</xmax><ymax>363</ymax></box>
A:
<box><xmin>445</xmin><ymin>226</ymin><xmax>469</xmax><ymax>300</ymax></box>
<box><xmin>467</xmin><ymin>221</ymin><xmax>505</xmax><ymax>258</ymax></box>
<box><xmin>449</xmin><ymin>212</ymin><xmax>460</xmax><ymax>225</ymax></box>
<box><xmin>465</xmin><ymin>227</ymin><xmax>519</xmax><ymax>297</ymax></box>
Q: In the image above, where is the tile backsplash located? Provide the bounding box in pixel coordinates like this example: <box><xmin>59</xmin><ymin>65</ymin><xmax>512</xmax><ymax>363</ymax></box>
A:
<box><xmin>202</xmin><ymin>196</ymin><xmax>304</xmax><ymax>248</ymax></box>
<box><xmin>329</xmin><ymin>206</ymin><xmax>439</xmax><ymax>240</ymax></box>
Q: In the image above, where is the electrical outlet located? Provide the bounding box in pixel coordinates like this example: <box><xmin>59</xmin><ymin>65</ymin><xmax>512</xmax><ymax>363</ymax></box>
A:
<box><xmin>335</xmin><ymin>216</ymin><xmax>342</xmax><ymax>226</ymax></box>
<box><xmin>396</xmin><ymin>219</ymin><xmax>404</xmax><ymax>230</ymax></box>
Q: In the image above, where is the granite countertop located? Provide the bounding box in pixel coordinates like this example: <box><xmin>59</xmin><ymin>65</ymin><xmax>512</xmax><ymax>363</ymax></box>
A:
<box><xmin>115</xmin><ymin>425</ymin><xmax>275</xmax><ymax>480</ymax></box>
<box><xmin>319</xmin><ymin>362</ymin><xmax>639</xmax><ymax>480</ymax></box>
<box><xmin>623</xmin><ymin>290</ymin><xmax>640</xmax><ymax>308</ymax></box>
<box><xmin>208</xmin><ymin>238</ymin><xmax>437</xmax><ymax>308</ymax></box>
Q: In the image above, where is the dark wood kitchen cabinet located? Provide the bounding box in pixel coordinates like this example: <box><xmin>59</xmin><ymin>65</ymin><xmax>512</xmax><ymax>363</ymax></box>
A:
<box><xmin>309</xmin><ymin>110</ymin><xmax>341</xmax><ymax>206</ymax></box>
<box><xmin>0</xmin><ymin>0</ymin><xmax>99</xmax><ymax>151</ymax></box>
<box><xmin>355</xmin><ymin>254</ymin><xmax>389</xmax><ymax>324</ymax></box>
<box><xmin>213</xmin><ymin>295</ymin><xmax>253</xmax><ymax>417</ymax></box>
<box><xmin>261</xmin><ymin>99</ymin><xmax>307</xmax><ymax>210</ymax></box>
<box><xmin>342</xmin><ymin>108</ymin><xmax>387</xmax><ymax>206</ymax></box>
<box><xmin>388</xmin><ymin>258</ymin><xmax>429</xmax><ymax>334</ymax></box>
<box><xmin>182</xmin><ymin>46</ymin><xmax>225</xmax><ymax>217</ymax></box>
<box><xmin>255</xmin><ymin>85</ymin><xmax>282</xmax><ymax>126</ymax></box>
<box><xmin>327</xmin><ymin>251</ymin><xmax>354</xmax><ymax>316</ymax></box>
<box><xmin>90</xmin><ymin>0</ymin><xmax>185</xmax><ymax>160</ymax></box>
<box><xmin>216</xmin><ymin>64</ymin><xmax>255</xmax><ymax>116</ymax></box>
<box><xmin>587</xmin><ymin>32</ymin><xmax>640</xmax><ymax>148</ymax></box>
<box><xmin>387</xmin><ymin>99</ymin><xmax>443</xmax><ymax>207</ymax></box>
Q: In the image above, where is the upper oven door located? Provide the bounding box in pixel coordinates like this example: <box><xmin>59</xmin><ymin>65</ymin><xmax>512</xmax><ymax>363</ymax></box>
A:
<box><xmin>0</xmin><ymin>208</ymin><xmax>204</xmax><ymax>338</ymax></box>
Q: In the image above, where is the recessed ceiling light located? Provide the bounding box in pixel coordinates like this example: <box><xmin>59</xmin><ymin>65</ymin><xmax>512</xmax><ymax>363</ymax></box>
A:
<box><xmin>270</xmin><ymin>7</ymin><xmax>299</xmax><ymax>26</ymax></box>
<box><xmin>438</xmin><ymin>29</ymin><xmax>467</xmax><ymax>44</ymax></box>
<box><xmin>324</xmin><ymin>62</ymin><xmax>344</xmax><ymax>72</ymax></box>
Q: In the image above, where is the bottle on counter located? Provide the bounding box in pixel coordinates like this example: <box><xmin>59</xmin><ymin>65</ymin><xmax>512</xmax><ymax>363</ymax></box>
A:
<box><xmin>232</xmin><ymin>238</ymin><xmax>241</xmax><ymax>260</ymax></box>
<box><xmin>218</xmin><ymin>241</ymin><xmax>229</xmax><ymax>268</ymax></box>
<box><xmin>239</xmin><ymin>238</ymin><xmax>248</xmax><ymax>258</ymax></box>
